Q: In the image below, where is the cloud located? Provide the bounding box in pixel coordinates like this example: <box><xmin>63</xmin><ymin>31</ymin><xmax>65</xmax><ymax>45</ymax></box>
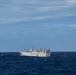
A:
<box><xmin>69</xmin><ymin>24</ymin><xmax>76</xmax><ymax>30</ymax></box>
<box><xmin>0</xmin><ymin>0</ymin><xmax>76</xmax><ymax>24</ymax></box>
<box><xmin>67</xmin><ymin>0</ymin><xmax>76</xmax><ymax>4</ymax></box>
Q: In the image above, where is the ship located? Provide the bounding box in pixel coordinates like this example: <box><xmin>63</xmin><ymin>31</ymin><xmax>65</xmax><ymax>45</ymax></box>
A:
<box><xmin>19</xmin><ymin>48</ymin><xmax>51</xmax><ymax>57</ymax></box>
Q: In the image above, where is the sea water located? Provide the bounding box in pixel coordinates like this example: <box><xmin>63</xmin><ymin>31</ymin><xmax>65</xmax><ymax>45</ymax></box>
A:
<box><xmin>0</xmin><ymin>52</ymin><xmax>76</xmax><ymax>75</ymax></box>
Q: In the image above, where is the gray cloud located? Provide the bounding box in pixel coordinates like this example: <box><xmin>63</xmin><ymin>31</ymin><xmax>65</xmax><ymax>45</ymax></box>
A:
<box><xmin>0</xmin><ymin>0</ymin><xmax>76</xmax><ymax>24</ymax></box>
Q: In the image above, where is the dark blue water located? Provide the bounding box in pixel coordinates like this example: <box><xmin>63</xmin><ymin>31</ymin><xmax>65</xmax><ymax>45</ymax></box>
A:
<box><xmin>0</xmin><ymin>52</ymin><xmax>76</xmax><ymax>75</ymax></box>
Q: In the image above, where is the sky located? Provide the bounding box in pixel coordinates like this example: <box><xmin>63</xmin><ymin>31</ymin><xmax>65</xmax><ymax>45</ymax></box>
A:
<box><xmin>0</xmin><ymin>0</ymin><xmax>76</xmax><ymax>52</ymax></box>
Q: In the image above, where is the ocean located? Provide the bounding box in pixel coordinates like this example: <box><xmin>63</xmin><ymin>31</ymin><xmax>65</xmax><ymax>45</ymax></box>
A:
<box><xmin>0</xmin><ymin>52</ymin><xmax>76</xmax><ymax>75</ymax></box>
